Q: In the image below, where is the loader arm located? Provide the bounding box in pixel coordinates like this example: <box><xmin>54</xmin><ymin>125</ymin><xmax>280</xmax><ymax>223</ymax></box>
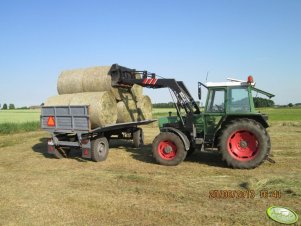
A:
<box><xmin>109</xmin><ymin>64</ymin><xmax>200</xmax><ymax>115</ymax></box>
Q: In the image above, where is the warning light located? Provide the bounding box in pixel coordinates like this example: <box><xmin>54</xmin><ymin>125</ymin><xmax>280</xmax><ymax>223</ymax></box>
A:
<box><xmin>47</xmin><ymin>116</ymin><xmax>55</xmax><ymax>127</ymax></box>
<box><xmin>247</xmin><ymin>75</ymin><xmax>254</xmax><ymax>83</ymax></box>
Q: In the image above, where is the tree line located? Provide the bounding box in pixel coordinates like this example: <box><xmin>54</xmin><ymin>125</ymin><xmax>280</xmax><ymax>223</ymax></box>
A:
<box><xmin>0</xmin><ymin>103</ymin><xmax>43</xmax><ymax>110</ymax></box>
<box><xmin>153</xmin><ymin>101</ymin><xmax>201</xmax><ymax>108</ymax></box>
<box><xmin>0</xmin><ymin>103</ymin><xmax>15</xmax><ymax>110</ymax></box>
<box><xmin>253</xmin><ymin>97</ymin><xmax>275</xmax><ymax>108</ymax></box>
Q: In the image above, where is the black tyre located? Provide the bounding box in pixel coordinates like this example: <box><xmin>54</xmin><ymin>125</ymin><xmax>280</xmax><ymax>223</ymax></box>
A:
<box><xmin>152</xmin><ymin>132</ymin><xmax>187</xmax><ymax>166</ymax></box>
<box><xmin>91</xmin><ymin>137</ymin><xmax>109</xmax><ymax>162</ymax></box>
<box><xmin>218</xmin><ymin>118</ymin><xmax>270</xmax><ymax>169</ymax></box>
<box><xmin>133</xmin><ymin>128</ymin><xmax>144</xmax><ymax>148</ymax></box>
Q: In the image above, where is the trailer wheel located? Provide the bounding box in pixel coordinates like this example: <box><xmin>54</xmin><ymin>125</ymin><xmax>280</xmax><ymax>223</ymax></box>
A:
<box><xmin>133</xmin><ymin>128</ymin><xmax>144</xmax><ymax>148</ymax></box>
<box><xmin>152</xmin><ymin>132</ymin><xmax>187</xmax><ymax>166</ymax></box>
<box><xmin>218</xmin><ymin>118</ymin><xmax>270</xmax><ymax>169</ymax></box>
<box><xmin>91</xmin><ymin>137</ymin><xmax>109</xmax><ymax>162</ymax></box>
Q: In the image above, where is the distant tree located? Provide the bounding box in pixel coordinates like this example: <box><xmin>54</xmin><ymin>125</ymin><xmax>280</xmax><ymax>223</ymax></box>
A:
<box><xmin>253</xmin><ymin>97</ymin><xmax>274</xmax><ymax>108</ymax></box>
<box><xmin>153</xmin><ymin>102</ymin><xmax>175</xmax><ymax>108</ymax></box>
<box><xmin>2</xmin><ymin>103</ymin><xmax>7</xmax><ymax>110</ymax></box>
<box><xmin>288</xmin><ymin>103</ymin><xmax>294</xmax><ymax>107</ymax></box>
<box><xmin>40</xmin><ymin>103</ymin><xmax>44</xmax><ymax>106</ymax></box>
<box><xmin>18</xmin><ymin>106</ymin><xmax>28</xmax><ymax>109</ymax></box>
<box><xmin>9</xmin><ymin>104</ymin><xmax>15</xmax><ymax>110</ymax></box>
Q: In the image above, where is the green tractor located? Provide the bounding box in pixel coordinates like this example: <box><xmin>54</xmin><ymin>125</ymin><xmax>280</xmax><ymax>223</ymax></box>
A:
<box><xmin>111</xmin><ymin>65</ymin><xmax>275</xmax><ymax>169</ymax></box>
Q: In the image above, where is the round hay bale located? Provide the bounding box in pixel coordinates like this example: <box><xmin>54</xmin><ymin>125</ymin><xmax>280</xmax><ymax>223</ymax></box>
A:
<box><xmin>131</xmin><ymin>84</ymin><xmax>143</xmax><ymax>101</ymax></box>
<box><xmin>44</xmin><ymin>94</ymin><xmax>74</xmax><ymax>106</ymax></box>
<box><xmin>131</xmin><ymin>73</ymin><xmax>143</xmax><ymax>101</ymax></box>
<box><xmin>82</xmin><ymin>66</ymin><xmax>112</xmax><ymax>92</ymax></box>
<box><xmin>117</xmin><ymin>99</ymin><xmax>138</xmax><ymax>123</ymax></box>
<box><xmin>137</xmin><ymin>95</ymin><xmax>152</xmax><ymax>120</ymax></box>
<box><xmin>57</xmin><ymin>69</ymin><xmax>85</xmax><ymax>94</ymax></box>
<box><xmin>111</xmin><ymin>87</ymin><xmax>130</xmax><ymax>101</ymax></box>
<box><xmin>112</xmin><ymin>90</ymin><xmax>136</xmax><ymax>102</ymax></box>
<box><xmin>119</xmin><ymin>92</ymin><xmax>135</xmax><ymax>101</ymax></box>
<box><xmin>69</xmin><ymin>92</ymin><xmax>117</xmax><ymax>128</ymax></box>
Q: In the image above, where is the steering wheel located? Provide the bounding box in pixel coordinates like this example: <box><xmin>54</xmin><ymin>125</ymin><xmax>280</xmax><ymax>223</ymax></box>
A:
<box><xmin>214</xmin><ymin>104</ymin><xmax>224</xmax><ymax>112</ymax></box>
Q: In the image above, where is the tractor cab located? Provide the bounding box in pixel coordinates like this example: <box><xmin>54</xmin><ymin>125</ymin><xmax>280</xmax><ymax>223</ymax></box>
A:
<box><xmin>201</xmin><ymin>76</ymin><xmax>274</xmax><ymax>114</ymax></box>
<box><xmin>205</xmin><ymin>79</ymin><xmax>254</xmax><ymax>114</ymax></box>
<box><xmin>196</xmin><ymin>76</ymin><xmax>274</xmax><ymax>143</ymax></box>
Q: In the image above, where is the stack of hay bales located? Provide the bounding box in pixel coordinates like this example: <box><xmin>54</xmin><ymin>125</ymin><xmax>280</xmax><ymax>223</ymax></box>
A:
<box><xmin>45</xmin><ymin>66</ymin><xmax>152</xmax><ymax>128</ymax></box>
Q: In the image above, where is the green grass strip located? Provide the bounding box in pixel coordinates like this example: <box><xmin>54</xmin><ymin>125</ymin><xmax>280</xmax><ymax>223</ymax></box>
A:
<box><xmin>0</xmin><ymin>121</ymin><xmax>40</xmax><ymax>134</ymax></box>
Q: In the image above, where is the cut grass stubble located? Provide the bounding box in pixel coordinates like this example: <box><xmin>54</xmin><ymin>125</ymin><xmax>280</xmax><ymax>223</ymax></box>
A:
<box><xmin>0</xmin><ymin>124</ymin><xmax>300</xmax><ymax>225</ymax></box>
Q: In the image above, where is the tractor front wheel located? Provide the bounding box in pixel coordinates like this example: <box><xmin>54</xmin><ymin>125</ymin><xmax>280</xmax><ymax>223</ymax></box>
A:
<box><xmin>218</xmin><ymin>119</ymin><xmax>270</xmax><ymax>169</ymax></box>
<box><xmin>152</xmin><ymin>132</ymin><xmax>187</xmax><ymax>166</ymax></box>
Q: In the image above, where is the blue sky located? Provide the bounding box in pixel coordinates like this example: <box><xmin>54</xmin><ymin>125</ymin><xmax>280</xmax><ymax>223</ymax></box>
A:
<box><xmin>0</xmin><ymin>0</ymin><xmax>300</xmax><ymax>107</ymax></box>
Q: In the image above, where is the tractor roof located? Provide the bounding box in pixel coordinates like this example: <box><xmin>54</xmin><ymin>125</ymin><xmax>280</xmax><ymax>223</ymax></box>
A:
<box><xmin>206</xmin><ymin>78</ymin><xmax>255</xmax><ymax>88</ymax></box>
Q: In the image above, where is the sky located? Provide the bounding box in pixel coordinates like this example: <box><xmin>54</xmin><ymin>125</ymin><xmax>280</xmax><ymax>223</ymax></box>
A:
<box><xmin>0</xmin><ymin>0</ymin><xmax>300</xmax><ymax>107</ymax></box>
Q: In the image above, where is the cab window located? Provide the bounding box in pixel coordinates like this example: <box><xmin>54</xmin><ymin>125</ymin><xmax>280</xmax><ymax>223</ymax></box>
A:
<box><xmin>206</xmin><ymin>89</ymin><xmax>225</xmax><ymax>112</ymax></box>
<box><xmin>228</xmin><ymin>87</ymin><xmax>250</xmax><ymax>112</ymax></box>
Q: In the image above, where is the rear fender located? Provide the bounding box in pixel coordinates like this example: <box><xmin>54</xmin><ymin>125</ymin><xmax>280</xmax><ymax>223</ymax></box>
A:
<box><xmin>224</xmin><ymin>115</ymin><xmax>269</xmax><ymax>128</ymax></box>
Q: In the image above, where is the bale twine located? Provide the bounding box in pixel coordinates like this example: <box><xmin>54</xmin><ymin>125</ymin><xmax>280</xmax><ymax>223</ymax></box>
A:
<box><xmin>82</xmin><ymin>66</ymin><xmax>112</xmax><ymax>92</ymax></box>
<box><xmin>116</xmin><ymin>97</ymin><xmax>138</xmax><ymax>123</ymax></box>
<box><xmin>137</xmin><ymin>95</ymin><xmax>153</xmax><ymax>120</ymax></box>
<box><xmin>57</xmin><ymin>69</ymin><xmax>85</xmax><ymax>94</ymax></box>
<box><xmin>44</xmin><ymin>94</ymin><xmax>74</xmax><ymax>106</ymax></box>
<box><xmin>69</xmin><ymin>92</ymin><xmax>117</xmax><ymax>128</ymax></box>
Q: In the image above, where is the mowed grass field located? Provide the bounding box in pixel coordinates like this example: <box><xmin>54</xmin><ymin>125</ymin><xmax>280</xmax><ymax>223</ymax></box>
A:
<box><xmin>0</xmin><ymin>108</ymin><xmax>300</xmax><ymax>225</ymax></box>
<box><xmin>0</xmin><ymin>109</ymin><xmax>40</xmax><ymax>123</ymax></box>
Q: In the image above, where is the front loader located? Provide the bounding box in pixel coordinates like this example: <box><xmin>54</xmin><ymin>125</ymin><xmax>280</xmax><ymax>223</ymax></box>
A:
<box><xmin>110</xmin><ymin>64</ymin><xmax>275</xmax><ymax>169</ymax></box>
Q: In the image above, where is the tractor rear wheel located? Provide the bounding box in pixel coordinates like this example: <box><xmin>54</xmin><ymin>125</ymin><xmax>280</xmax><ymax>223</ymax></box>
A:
<box><xmin>218</xmin><ymin>119</ymin><xmax>270</xmax><ymax>169</ymax></box>
<box><xmin>152</xmin><ymin>132</ymin><xmax>187</xmax><ymax>166</ymax></box>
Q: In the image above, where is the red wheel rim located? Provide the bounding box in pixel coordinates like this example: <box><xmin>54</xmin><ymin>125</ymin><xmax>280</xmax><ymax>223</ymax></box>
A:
<box><xmin>158</xmin><ymin>140</ymin><xmax>177</xmax><ymax>160</ymax></box>
<box><xmin>227</xmin><ymin>130</ymin><xmax>259</xmax><ymax>161</ymax></box>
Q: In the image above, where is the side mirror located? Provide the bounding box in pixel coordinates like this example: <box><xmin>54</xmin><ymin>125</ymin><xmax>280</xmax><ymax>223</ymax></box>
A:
<box><xmin>198</xmin><ymin>82</ymin><xmax>202</xmax><ymax>100</ymax></box>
